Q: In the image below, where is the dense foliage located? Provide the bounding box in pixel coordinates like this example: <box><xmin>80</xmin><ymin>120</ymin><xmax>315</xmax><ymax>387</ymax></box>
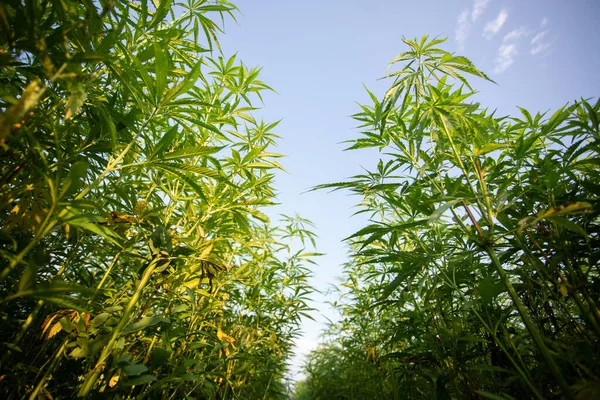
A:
<box><xmin>0</xmin><ymin>1</ymin><xmax>316</xmax><ymax>398</ymax></box>
<box><xmin>300</xmin><ymin>37</ymin><xmax>600</xmax><ymax>400</ymax></box>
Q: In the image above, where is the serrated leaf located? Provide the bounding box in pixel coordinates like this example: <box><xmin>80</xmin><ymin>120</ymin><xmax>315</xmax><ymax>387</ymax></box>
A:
<box><xmin>157</xmin><ymin>145</ymin><xmax>222</xmax><ymax>161</ymax></box>
<box><xmin>473</xmin><ymin>143</ymin><xmax>508</xmax><ymax>156</ymax></box>
<box><xmin>154</xmin><ymin>164</ymin><xmax>207</xmax><ymax>201</ymax></box>
<box><xmin>149</xmin><ymin>0</ymin><xmax>174</xmax><ymax>28</ymax></box>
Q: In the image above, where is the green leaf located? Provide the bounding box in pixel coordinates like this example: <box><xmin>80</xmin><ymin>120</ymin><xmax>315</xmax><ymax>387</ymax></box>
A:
<box><xmin>473</xmin><ymin>143</ymin><xmax>509</xmax><ymax>156</ymax></box>
<box><xmin>123</xmin><ymin>46</ymin><xmax>154</xmax><ymax>100</ymax></box>
<box><xmin>121</xmin><ymin>316</ymin><xmax>170</xmax><ymax>334</ymax></box>
<box><xmin>478</xmin><ymin>276</ymin><xmax>504</xmax><ymax>304</ymax></box>
<box><xmin>115</xmin><ymin>354</ymin><xmax>133</xmax><ymax>366</ymax></box>
<box><xmin>63</xmin><ymin>212</ymin><xmax>124</xmax><ymax>248</ymax></box>
<box><xmin>125</xmin><ymin>374</ymin><xmax>157</xmax><ymax>387</ymax></box>
<box><xmin>345</xmin><ymin>220</ymin><xmax>427</xmax><ymax>242</ymax></box>
<box><xmin>428</xmin><ymin>200</ymin><xmax>459</xmax><ymax>223</ymax></box>
<box><xmin>149</xmin><ymin>0</ymin><xmax>174</xmax><ymax>29</ymax></box>
<box><xmin>123</xmin><ymin>364</ymin><xmax>149</xmax><ymax>376</ymax></box>
<box><xmin>4</xmin><ymin>343</ymin><xmax>23</xmax><ymax>353</ymax></box>
<box><xmin>153</xmin><ymin>164</ymin><xmax>208</xmax><ymax>201</ymax></box>
<box><xmin>151</xmin><ymin>226</ymin><xmax>172</xmax><ymax>253</ymax></box>
<box><xmin>549</xmin><ymin>217</ymin><xmax>589</xmax><ymax>240</ymax></box>
<box><xmin>181</xmin><ymin>374</ymin><xmax>202</xmax><ymax>381</ymax></box>
<box><xmin>156</xmin><ymin>145</ymin><xmax>223</xmax><ymax>161</ymax></box>
<box><xmin>153</xmin><ymin>162</ymin><xmax>222</xmax><ymax>180</ymax></box>
<box><xmin>150</xmin><ymin>348</ymin><xmax>172</xmax><ymax>370</ymax></box>
<box><xmin>18</xmin><ymin>262</ymin><xmax>37</xmax><ymax>292</ymax></box>
<box><xmin>378</xmin><ymin>263</ymin><xmax>422</xmax><ymax>301</ymax></box>
<box><xmin>151</xmin><ymin>125</ymin><xmax>179</xmax><ymax>158</ymax></box>
<box><xmin>167</xmin><ymin>62</ymin><xmax>202</xmax><ymax>100</ymax></box>
<box><xmin>90</xmin><ymin>312</ymin><xmax>111</xmax><ymax>328</ymax></box>
<box><xmin>2</xmin><ymin>282</ymin><xmax>92</xmax><ymax>311</ymax></box>
<box><xmin>154</xmin><ymin>42</ymin><xmax>168</xmax><ymax>102</ymax></box>
<box><xmin>98</xmin><ymin>105</ymin><xmax>118</xmax><ymax>149</ymax></box>
<box><xmin>62</xmin><ymin>161</ymin><xmax>88</xmax><ymax>198</ymax></box>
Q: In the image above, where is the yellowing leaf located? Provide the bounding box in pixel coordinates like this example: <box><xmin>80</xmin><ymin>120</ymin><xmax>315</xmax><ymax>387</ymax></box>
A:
<box><xmin>473</xmin><ymin>143</ymin><xmax>508</xmax><ymax>156</ymax></box>
<box><xmin>184</xmin><ymin>278</ymin><xmax>200</xmax><ymax>289</ymax></box>
<box><xmin>217</xmin><ymin>327</ymin><xmax>236</xmax><ymax>347</ymax></box>
<box><xmin>559</xmin><ymin>284</ymin><xmax>568</xmax><ymax>297</ymax></box>
<box><xmin>65</xmin><ymin>84</ymin><xmax>87</xmax><ymax>120</ymax></box>
<box><xmin>0</xmin><ymin>80</ymin><xmax>45</xmax><ymax>139</ymax></box>
<box><xmin>134</xmin><ymin>200</ymin><xmax>147</xmax><ymax>216</ymax></box>
<box><xmin>45</xmin><ymin>321</ymin><xmax>63</xmax><ymax>340</ymax></box>
<box><xmin>199</xmin><ymin>241</ymin><xmax>213</xmax><ymax>260</ymax></box>
<box><xmin>109</xmin><ymin>375</ymin><xmax>120</xmax><ymax>388</ymax></box>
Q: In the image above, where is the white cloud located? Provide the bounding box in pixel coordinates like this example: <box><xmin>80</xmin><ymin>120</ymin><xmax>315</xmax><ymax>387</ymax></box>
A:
<box><xmin>455</xmin><ymin>9</ymin><xmax>471</xmax><ymax>50</ymax></box>
<box><xmin>530</xmin><ymin>30</ymin><xmax>552</xmax><ymax>55</ymax></box>
<box><xmin>503</xmin><ymin>27</ymin><xmax>527</xmax><ymax>42</ymax></box>
<box><xmin>492</xmin><ymin>26</ymin><xmax>524</xmax><ymax>74</ymax></box>
<box><xmin>483</xmin><ymin>9</ymin><xmax>508</xmax><ymax>39</ymax></box>
<box><xmin>531</xmin><ymin>30</ymin><xmax>547</xmax><ymax>44</ymax></box>
<box><xmin>531</xmin><ymin>43</ymin><xmax>552</xmax><ymax>55</ymax></box>
<box><xmin>494</xmin><ymin>43</ymin><xmax>518</xmax><ymax>73</ymax></box>
<box><xmin>471</xmin><ymin>0</ymin><xmax>490</xmax><ymax>21</ymax></box>
<box><xmin>541</xmin><ymin>16</ymin><xmax>548</xmax><ymax>27</ymax></box>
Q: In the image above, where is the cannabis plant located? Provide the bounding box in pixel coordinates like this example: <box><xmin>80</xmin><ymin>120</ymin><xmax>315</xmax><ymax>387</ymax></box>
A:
<box><xmin>303</xmin><ymin>36</ymin><xmax>600</xmax><ymax>400</ymax></box>
<box><xmin>0</xmin><ymin>1</ymin><xmax>315</xmax><ymax>398</ymax></box>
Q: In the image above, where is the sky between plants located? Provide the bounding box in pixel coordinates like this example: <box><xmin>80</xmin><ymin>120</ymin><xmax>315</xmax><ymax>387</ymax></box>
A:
<box><xmin>218</xmin><ymin>0</ymin><xmax>600</xmax><ymax>380</ymax></box>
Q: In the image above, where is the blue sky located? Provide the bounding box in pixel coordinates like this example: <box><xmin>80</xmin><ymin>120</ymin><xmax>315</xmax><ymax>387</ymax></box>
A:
<box><xmin>218</xmin><ymin>0</ymin><xmax>600</xmax><ymax>380</ymax></box>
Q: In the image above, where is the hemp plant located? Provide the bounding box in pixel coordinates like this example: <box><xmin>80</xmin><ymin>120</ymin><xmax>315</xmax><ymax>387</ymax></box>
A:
<box><xmin>0</xmin><ymin>1</ymin><xmax>316</xmax><ymax>398</ymax></box>
<box><xmin>303</xmin><ymin>36</ymin><xmax>600</xmax><ymax>400</ymax></box>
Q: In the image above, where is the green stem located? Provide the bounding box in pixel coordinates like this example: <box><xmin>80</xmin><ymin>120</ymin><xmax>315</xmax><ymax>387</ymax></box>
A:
<box><xmin>438</xmin><ymin>117</ymin><xmax>490</xmax><ymax>226</ymax></box>
<box><xmin>419</xmin><ymin>239</ymin><xmax>544</xmax><ymax>399</ymax></box>
<box><xmin>92</xmin><ymin>251</ymin><xmax>122</xmax><ymax>300</ymax></box>
<box><xmin>484</xmin><ymin>245</ymin><xmax>574</xmax><ymax>399</ymax></box>
<box><xmin>28</xmin><ymin>340</ymin><xmax>68</xmax><ymax>400</ymax></box>
<box><xmin>78</xmin><ymin>259</ymin><xmax>158</xmax><ymax>397</ymax></box>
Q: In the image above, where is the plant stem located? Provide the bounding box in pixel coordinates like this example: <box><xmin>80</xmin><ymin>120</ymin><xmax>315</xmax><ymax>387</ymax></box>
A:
<box><xmin>78</xmin><ymin>259</ymin><xmax>158</xmax><ymax>397</ymax></box>
<box><xmin>484</xmin><ymin>245</ymin><xmax>574</xmax><ymax>399</ymax></box>
<box><xmin>28</xmin><ymin>340</ymin><xmax>68</xmax><ymax>400</ymax></box>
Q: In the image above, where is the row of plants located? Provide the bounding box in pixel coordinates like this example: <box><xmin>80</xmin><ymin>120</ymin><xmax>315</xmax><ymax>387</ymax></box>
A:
<box><xmin>0</xmin><ymin>0</ymin><xmax>317</xmax><ymax>398</ymax></box>
<box><xmin>298</xmin><ymin>37</ymin><xmax>600</xmax><ymax>399</ymax></box>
